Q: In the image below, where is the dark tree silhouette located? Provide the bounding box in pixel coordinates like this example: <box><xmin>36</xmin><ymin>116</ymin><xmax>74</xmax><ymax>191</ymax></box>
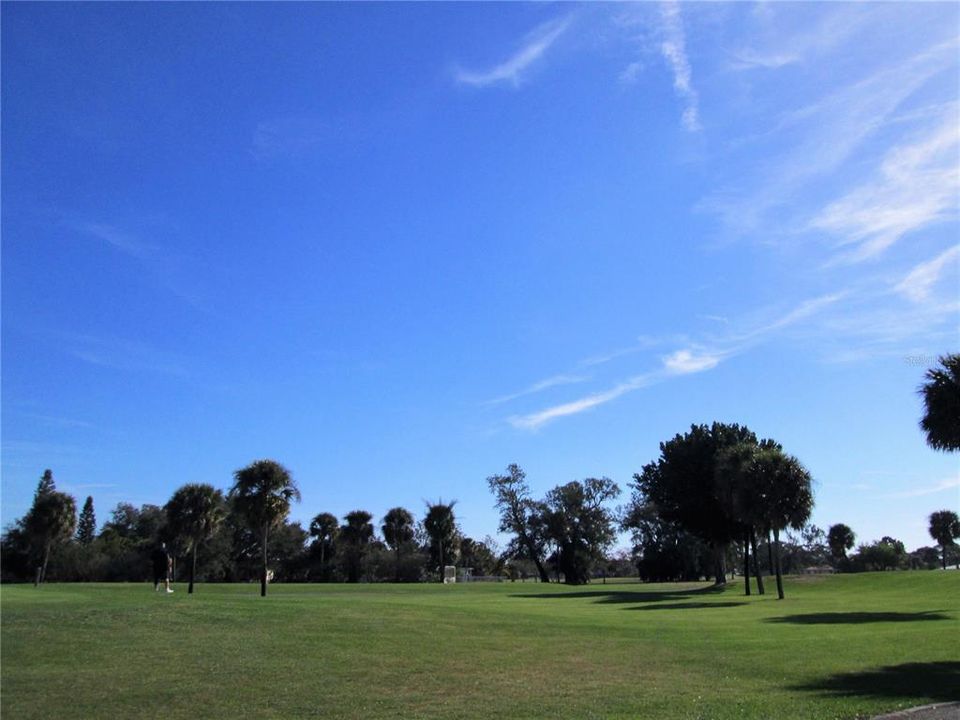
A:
<box><xmin>423</xmin><ymin>500</ymin><xmax>457</xmax><ymax>579</ymax></box>
<box><xmin>381</xmin><ymin>507</ymin><xmax>415</xmax><ymax>582</ymax></box>
<box><xmin>750</xmin><ymin>448</ymin><xmax>814</xmax><ymax>599</ymax></box>
<box><xmin>928</xmin><ymin>510</ymin><xmax>960</xmax><ymax>570</ymax></box>
<box><xmin>309</xmin><ymin>512</ymin><xmax>339</xmax><ymax>581</ymax></box>
<box><xmin>634</xmin><ymin>423</ymin><xmax>760</xmax><ymax>585</ymax></box>
<box><xmin>487</xmin><ymin>464</ymin><xmax>551</xmax><ymax>582</ymax></box>
<box><xmin>25</xmin><ymin>491</ymin><xmax>77</xmax><ymax>585</ymax></box>
<box><xmin>35</xmin><ymin>469</ymin><xmax>56</xmax><ymax>499</ymax></box>
<box><xmin>919</xmin><ymin>353</ymin><xmax>960</xmax><ymax>452</ymax></box>
<box><xmin>165</xmin><ymin>484</ymin><xmax>226</xmax><ymax>594</ymax></box>
<box><xmin>716</xmin><ymin>441</ymin><xmax>775</xmax><ymax>596</ymax></box>
<box><xmin>339</xmin><ymin>510</ymin><xmax>374</xmax><ymax>583</ymax></box>
<box><xmin>76</xmin><ymin>496</ymin><xmax>97</xmax><ymax>545</ymax></box>
<box><xmin>540</xmin><ymin>477</ymin><xmax>619</xmax><ymax>585</ymax></box>
<box><xmin>827</xmin><ymin>523</ymin><xmax>856</xmax><ymax>563</ymax></box>
<box><xmin>229</xmin><ymin>460</ymin><xmax>300</xmax><ymax>596</ymax></box>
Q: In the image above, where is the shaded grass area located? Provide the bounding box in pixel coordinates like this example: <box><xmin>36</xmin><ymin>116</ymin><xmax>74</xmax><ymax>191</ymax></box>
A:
<box><xmin>2</xmin><ymin>572</ymin><xmax>958</xmax><ymax>719</ymax></box>
<box><xmin>793</xmin><ymin>661</ymin><xmax>960</xmax><ymax>704</ymax></box>
<box><xmin>766</xmin><ymin>611</ymin><xmax>952</xmax><ymax>625</ymax></box>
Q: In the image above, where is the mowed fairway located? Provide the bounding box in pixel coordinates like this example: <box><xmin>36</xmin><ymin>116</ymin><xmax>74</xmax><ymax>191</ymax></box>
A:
<box><xmin>2</xmin><ymin>573</ymin><xmax>958</xmax><ymax>720</ymax></box>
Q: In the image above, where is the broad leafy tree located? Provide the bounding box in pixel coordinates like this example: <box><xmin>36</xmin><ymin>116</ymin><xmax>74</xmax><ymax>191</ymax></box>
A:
<box><xmin>540</xmin><ymin>477</ymin><xmax>619</xmax><ymax>585</ymax></box>
<box><xmin>827</xmin><ymin>523</ymin><xmax>856</xmax><ymax>563</ymax></box>
<box><xmin>853</xmin><ymin>538</ymin><xmax>907</xmax><ymax>571</ymax></box>
<box><xmin>381</xmin><ymin>507</ymin><xmax>415</xmax><ymax>582</ymax></box>
<box><xmin>928</xmin><ymin>510</ymin><xmax>960</xmax><ymax>570</ymax></box>
<box><xmin>229</xmin><ymin>459</ymin><xmax>300</xmax><ymax>596</ymax></box>
<box><xmin>634</xmin><ymin>423</ymin><xmax>759</xmax><ymax>585</ymax></box>
<box><xmin>165</xmin><ymin>483</ymin><xmax>226</xmax><ymax>594</ymax></box>
<box><xmin>309</xmin><ymin>512</ymin><xmax>339</xmax><ymax>581</ymax></box>
<box><xmin>76</xmin><ymin>496</ymin><xmax>97</xmax><ymax>545</ymax></box>
<box><xmin>423</xmin><ymin>500</ymin><xmax>458</xmax><ymax>578</ymax></box>
<box><xmin>458</xmin><ymin>536</ymin><xmax>500</xmax><ymax>577</ymax></box>
<box><xmin>339</xmin><ymin>510</ymin><xmax>374</xmax><ymax>582</ymax></box>
<box><xmin>621</xmin><ymin>501</ymin><xmax>712</xmax><ymax>582</ymax></box>
<box><xmin>919</xmin><ymin>354</ymin><xmax>960</xmax><ymax>452</ymax></box>
<box><xmin>25</xmin><ymin>490</ymin><xmax>77</xmax><ymax>585</ymax></box>
<box><xmin>486</xmin><ymin>464</ymin><xmax>551</xmax><ymax>583</ymax></box>
<box><xmin>100</xmin><ymin>502</ymin><xmax>140</xmax><ymax>540</ymax></box>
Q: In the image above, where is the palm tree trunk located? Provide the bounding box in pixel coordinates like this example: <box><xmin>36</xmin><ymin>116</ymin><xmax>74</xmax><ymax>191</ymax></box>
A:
<box><xmin>942</xmin><ymin>544</ymin><xmax>947</xmax><ymax>571</ymax></box>
<box><xmin>189</xmin><ymin>544</ymin><xmax>197</xmax><ymax>594</ymax></box>
<box><xmin>438</xmin><ymin>539</ymin><xmax>444</xmax><ymax>582</ymax></box>
<box><xmin>261</xmin><ymin>525</ymin><xmax>269</xmax><ymax>597</ymax></box>
<box><xmin>773</xmin><ymin>527</ymin><xmax>785</xmax><ymax>600</ymax></box>
<box><xmin>750</xmin><ymin>529</ymin><xmax>765</xmax><ymax>595</ymax></box>
<box><xmin>320</xmin><ymin>542</ymin><xmax>326</xmax><ymax>582</ymax></box>
<box><xmin>743</xmin><ymin>534</ymin><xmax>751</xmax><ymax>596</ymax></box>
<box><xmin>395</xmin><ymin>544</ymin><xmax>401</xmax><ymax>583</ymax></box>
<box><xmin>767</xmin><ymin>529</ymin><xmax>774</xmax><ymax>576</ymax></box>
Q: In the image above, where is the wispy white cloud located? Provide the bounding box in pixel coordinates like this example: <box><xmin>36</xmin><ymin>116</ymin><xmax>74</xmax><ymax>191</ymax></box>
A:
<box><xmin>727</xmin><ymin>49</ymin><xmax>799</xmax><ymax>71</ymax></box>
<box><xmin>455</xmin><ymin>16</ymin><xmax>572</xmax><ymax>88</ymax></box>
<box><xmin>69</xmin><ymin>219</ymin><xmax>215</xmax><ymax>313</ymax></box>
<box><xmin>895</xmin><ymin>245</ymin><xmax>960</xmax><ymax>303</ymax></box>
<box><xmin>508</xmin><ymin>373</ymin><xmax>657</xmax><ymax>430</ymax></box>
<box><xmin>577</xmin><ymin>335</ymin><xmax>674</xmax><ymax>368</ymax></box>
<box><xmin>726</xmin><ymin>4</ymin><xmax>865</xmax><ymax>72</ymax></box>
<box><xmin>63</xmin><ymin>333</ymin><xmax>188</xmax><ymax>376</ymax></box>
<box><xmin>701</xmin><ymin>40</ymin><xmax>958</xmax><ymax>238</ymax></box>
<box><xmin>813</xmin><ymin>114</ymin><xmax>960</xmax><ymax>262</ymax></box>
<box><xmin>738</xmin><ymin>293</ymin><xmax>848</xmax><ymax>342</ymax></box>
<box><xmin>619</xmin><ymin>61</ymin><xmax>644</xmax><ymax>85</ymax></box>
<box><xmin>26</xmin><ymin>414</ymin><xmax>96</xmax><ymax>430</ymax></box>
<box><xmin>79</xmin><ymin>223</ymin><xmax>156</xmax><ymax>260</ymax></box>
<box><xmin>662</xmin><ymin>348</ymin><xmax>722</xmax><ymax>375</ymax></box>
<box><xmin>484</xmin><ymin>373</ymin><xmax>588</xmax><ymax>406</ymax></box>
<box><xmin>658</xmin><ymin>1</ymin><xmax>700</xmax><ymax>132</ymax></box>
<box><xmin>506</xmin><ymin>293</ymin><xmax>840</xmax><ymax>430</ymax></box>
<box><xmin>884</xmin><ymin>476</ymin><xmax>960</xmax><ymax>499</ymax></box>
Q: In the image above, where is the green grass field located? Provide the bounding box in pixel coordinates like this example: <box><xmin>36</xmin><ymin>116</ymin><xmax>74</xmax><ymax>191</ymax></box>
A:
<box><xmin>2</xmin><ymin>573</ymin><xmax>958</xmax><ymax>719</ymax></box>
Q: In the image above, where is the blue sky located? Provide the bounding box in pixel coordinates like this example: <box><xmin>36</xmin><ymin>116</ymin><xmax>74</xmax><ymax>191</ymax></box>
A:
<box><xmin>2</xmin><ymin>2</ymin><xmax>958</xmax><ymax>552</ymax></box>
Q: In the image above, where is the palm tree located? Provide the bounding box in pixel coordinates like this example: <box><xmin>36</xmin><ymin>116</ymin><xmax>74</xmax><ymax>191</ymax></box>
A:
<box><xmin>750</xmin><ymin>448</ymin><xmax>814</xmax><ymax>599</ymax></box>
<box><xmin>716</xmin><ymin>442</ymin><xmax>766</xmax><ymax>596</ymax></box>
<box><xmin>309</xmin><ymin>512</ymin><xmax>339</xmax><ymax>581</ymax></box>
<box><xmin>381</xmin><ymin>507</ymin><xmax>415</xmax><ymax>582</ymax></box>
<box><xmin>919</xmin><ymin>354</ymin><xmax>960</xmax><ymax>452</ymax></box>
<box><xmin>827</xmin><ymin>523</ymin><xmax>856</xmax><ymax>564</ymax></box>
<box><xmin>339</xmin><ymin>511</ymin><xmax>374</xmax><ymax>583</ymax></box>
<box><xmin>25</xmin><ymin>491</ymin><xmax>77</xmax><ymax>586</ymax></box>
<box><xmin>165</xmin><ymin>484</ymin><xmax>226</xmax><ymax>594</ymax></box>
<box><xmin>928</xmin><ymin>510</ymin><xmax>960</xmax><ymax>570</ymax></box>
<box><xmin>229</xmin><ymin>460</ymin><xmax>300</xmax><ymax>596</ymax></box>
<box><xmin>423</xmin><ymin>500</ymin><xmax>457</xmax><ymax>580</ymax></box>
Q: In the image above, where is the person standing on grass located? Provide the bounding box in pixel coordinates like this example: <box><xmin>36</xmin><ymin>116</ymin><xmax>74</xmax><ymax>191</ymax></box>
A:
<box><xmin>153</xmin><ymin>542</ymin><xmax>174</xmax><ymax>593</ymax></box>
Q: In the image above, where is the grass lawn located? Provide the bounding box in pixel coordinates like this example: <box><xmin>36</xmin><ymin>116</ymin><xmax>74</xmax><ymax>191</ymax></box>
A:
<box><xmin>2</xmin><ymin>572</ymin><xmax>958</xmax><ymax>719</ymax></box>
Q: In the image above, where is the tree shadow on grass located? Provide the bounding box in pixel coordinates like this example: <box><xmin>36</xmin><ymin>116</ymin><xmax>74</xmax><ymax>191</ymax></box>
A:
<box><xmin>626</xmin><ymin>601</ymin><xmax>747</xmax><ymax>611</ymax></box>
<box><xmin>766</xmin><ymin>611</ymin><xmax>951</xmax><ymax>625</ymax></box>
<box><xmin>511</xmin><ymin>584</ymin><xmax>726</xmax><ymax>606</ymax></box>
<box><xmin>793</xmin><ymin>662</ymin><xmax>960</xmax><ymax>704</ymax></box>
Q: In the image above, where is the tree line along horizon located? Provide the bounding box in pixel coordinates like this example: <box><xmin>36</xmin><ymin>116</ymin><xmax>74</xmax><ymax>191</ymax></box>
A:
<box><xmin>4</xmin><ymin>353</ymin><xmax>958</xmax><ymax>597</ymax></box>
